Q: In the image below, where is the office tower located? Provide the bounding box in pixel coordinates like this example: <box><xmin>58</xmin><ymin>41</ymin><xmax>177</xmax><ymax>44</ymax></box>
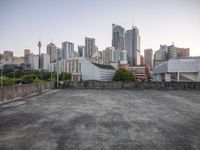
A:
<box><xmin>57</xmin><ymin>48</ymin><xmax>62</xmax><ymax>60</ymax></box>
<box><xmin>102</xmin><ymin>47</ymin><xmax>116</xmax><ymax>65</ymax></box>
<box><xmin>85</xmin><ymin>37</ymin><xmax>95</xmax><ymax>58</ymax></box>
<box><xmin>140</xmin><ymin>55</ymin><xmax>144</xmax><ymax>65</ymax></box>
<box><xmin>78</xmin><ymin>46</ymin><xmax>85</xmax><ymax>57</ymax></box>
<box><xmin>112</xmin><ymin>24</ymin><xmax>125</xmax><ymax>50</ymax></box>
<box><xmin>154</xmin><ymin>45</ymin><xmax>168</xmax><ymax>67</ymax></box>
<box><xmin>125</xmin><ymin>26</ymin><xmax>141</xmax><ymax>66</ymax></box>
<box><xmin>179</xmin><ymin>48</ymin><xmax>190</xmax><ymax>58</ymax></box>
<box><xmin>3</xmin><ymin>50</ymin><xmax>13</xmax><ymax>57</ymax></box>
<box><xmin>167</xmin><ymin>44</ymin><xmax>179</xmax><ymax>59</ymax></box>
<box><xmin>47</xmin><ymin>42</ymin><xmax>57</xmax><ymax>62</ymax></box>
<box><xmin>24</xmin><ymin>49</ymin><xmax>31</xmax><ymax>63</ymax></box>
<box><xmin>40</xmin><ymin>53</ymin><xmax>50</xmax><ymax>70</ymax></box>
<box><xmin>62</xmin><ymin>41</ymin><xmax>74</xmax><ymax>59</ymax></box>
<box><xmin>120</xmin><ymin>50</ymin><xmax>128</xmax><ymax>65</ymax></box>
<box><xmin>144</xmin><ymin>49</ymin><xmax>153</xmax><ymax>68</ymax></box>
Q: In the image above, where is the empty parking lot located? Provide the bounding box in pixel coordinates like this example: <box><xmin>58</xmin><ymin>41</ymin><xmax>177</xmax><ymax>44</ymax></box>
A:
<box><xmin>0</xmin><ymin>89</ymin><xmax>200</xmax><ymax>150</ymax></box>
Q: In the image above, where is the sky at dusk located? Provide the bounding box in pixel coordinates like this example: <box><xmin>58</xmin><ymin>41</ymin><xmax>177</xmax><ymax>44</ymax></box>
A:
<box><xmin>0</xmin><ymin>0</ymin><xmax>200</xmax><ymax>56</ymax></box>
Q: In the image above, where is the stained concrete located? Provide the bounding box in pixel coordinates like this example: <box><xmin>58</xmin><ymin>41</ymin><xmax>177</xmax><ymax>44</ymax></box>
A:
<box><xmin>0</xmin><ymin>89</ymin><xmax>200</xmax><ymax>150</ymax></box>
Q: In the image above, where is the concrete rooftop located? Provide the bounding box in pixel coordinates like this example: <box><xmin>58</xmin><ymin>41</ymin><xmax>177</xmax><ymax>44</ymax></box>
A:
<box><xmin>0</xmin><ymin>89</ymin><xmax>200</xmax><ymax>150</ymax></box>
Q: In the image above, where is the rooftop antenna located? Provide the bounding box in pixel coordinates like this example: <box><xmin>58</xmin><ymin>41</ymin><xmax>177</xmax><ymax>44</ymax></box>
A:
<box><xmin>132</xmin><ymin>18</ymin><xmax>135</xmax><ymax>28</ymax></box>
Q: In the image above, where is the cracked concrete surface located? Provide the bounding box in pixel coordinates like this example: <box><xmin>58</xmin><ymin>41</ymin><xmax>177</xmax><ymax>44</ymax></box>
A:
<box><xmin>0</xmin><ymin>89</ymin><xmax>200</xmax><ymax>150</ymax></box>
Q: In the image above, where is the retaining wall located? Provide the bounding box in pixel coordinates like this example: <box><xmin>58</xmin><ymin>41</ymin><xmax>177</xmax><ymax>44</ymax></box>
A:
<box><xmin>63</xmin><ymin>81</ymin><xmax>200</xmax><ymax>90</ymax></box>
<box><xmin>0</xmin><ymin>81</ymin><xmax>55</xmax><ymax>103</ymax></box>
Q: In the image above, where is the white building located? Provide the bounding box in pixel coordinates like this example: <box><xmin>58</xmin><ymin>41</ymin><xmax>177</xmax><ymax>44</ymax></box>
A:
<box><xmin>29</xmin><ymin>54</ymin><xmax>39</xmax><ymax>70</ymax></box>
<box><xmin>66</xmin><ymin>57</ymin><xmax>116</xmax><ymax>81</ymax></box>
<box><xmin>40</xmin><ymin>53</ymin><xmax>50</xmax><ymax>70</ymax></box>
<box><xmin>153</xmin><ymin>58</ymin><xmax>200</xmax><ymax>82</ymax></box>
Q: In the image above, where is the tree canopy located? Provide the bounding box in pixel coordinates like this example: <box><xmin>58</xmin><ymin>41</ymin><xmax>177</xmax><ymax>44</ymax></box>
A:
<box><xmin>112</xmin><ymin>68</ymin><xmax>134</xmax><ymax>81</ymax></box>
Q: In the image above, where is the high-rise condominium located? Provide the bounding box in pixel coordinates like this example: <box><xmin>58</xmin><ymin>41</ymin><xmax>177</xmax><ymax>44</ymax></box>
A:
<box><xmin>125</xmin><ymin>26</ymin><xmax>141</xmax><ymax>66</ymax></box>
<box><xmin>78</xmin><ymin>46</ymin><xmax>85</xmax><ymax>57</ymax></box>
<box><xmin>3</xmin><ymin>50</ymin><xmax>13</xmax><ymax>57</ymax></box>
<box><xmin>47</xmin><ymin>43</ymin><xmax>57</xmax><ymax>62</ymax></box>
<box><xmin>179</xmin><ymin>48</ymin><xmax>190</xmax><ymax>58</ymax></box>
<box><xmin>24</xmin><ymin>49</ymin><xmax>31</xmax><ymax>63</ymax></box>
<box><xmin>112</xmin><ymin>24</ymin><xmax>125</xmax><ymax>50</ymax></box>
<box><xmin>85</xmin><ymin>37</ymin><xmax>95</xmax><ymax>58</ymax></box>
<box><xmin>62</xmin><ymin>41</ymin><xmax>74</xmax><ymax>59</ymax></box>
<box><xmin>144</xmin><ymin>49</ymin><xmax>153</xmax><ymax>68</ymax></box>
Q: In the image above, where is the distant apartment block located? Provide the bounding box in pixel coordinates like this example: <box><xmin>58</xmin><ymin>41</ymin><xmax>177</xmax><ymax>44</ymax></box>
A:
<box><xmin>4</xmin><ymin>50</ymin><xmax>13</xmax><ymax>57</ymax></box>
<box><xmin>40</xmin><ymin>53</ymin><xmax>50</xmax><ymax>70</ymax></box>
<box><xmin>144</xmin><ymin>49</ymin><xmax>153</xmax><ymax>68</ymax></box>
<box><xmin>62</xmin><ymin>41</ymin><xmax>74</xmax><ymax>59</ymax></box>
<box><xmin>85</xmin><ymin>37</ymin><xmax>96</xmax><ymax>58</ymax></box>
<box><xmin>179</xmin><ymin>48</ymin><xmax>190</xmax><ymax>58</ymax></box>
<box><xmin>78</xmin><ymin>46</ymin><xmax>85</xmax><ymax>57</ymax></box>
<box><xmin>24</xmin><ymin>49</ymin><xmax>31</xmax><ymax>63</ymax></box>
<box><xmin>47</xmin><ymin>42</ymin><xmax>57</xmax><ymax>62</ymax></box>
<box><xmin>140</xmin><ymin>55</ymin><xmax>144</xmax><ymax>65</ymax></box>
<box><xmin>154</xmin><ymin>44</ymin><xmax>190</xmax><ymax>67</ymax></box>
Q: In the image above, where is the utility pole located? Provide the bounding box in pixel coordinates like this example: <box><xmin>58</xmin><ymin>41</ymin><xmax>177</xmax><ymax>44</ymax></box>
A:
<box><xmin>56</xmin><ymin>50</ymin><xmax>59</xmax><ymax>88</ymax></box>
<box><xmin>38</xmin><ymin>41</ymin><xmax>42</xmax><ymax>71</ymax></box>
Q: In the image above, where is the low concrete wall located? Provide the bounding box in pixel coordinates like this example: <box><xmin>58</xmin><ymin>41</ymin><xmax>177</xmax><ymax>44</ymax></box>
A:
<box><xmin>63</xmin><ymin>81</ymin><xmax>200</xmax><ymax>90</ymax></box>
<box><xmin>0</xmin><ymin>81</ymin><xmax>55</xmax><ymax>103</ymax></box>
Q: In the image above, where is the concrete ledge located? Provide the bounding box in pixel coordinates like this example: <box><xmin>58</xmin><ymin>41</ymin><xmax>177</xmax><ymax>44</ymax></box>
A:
<box><xmin>63</xmin><ymin>81</ymin><xmax>200</xmax><ymax>90</ymax></box>
<box><xmin>0</xmin><ymin>81</ymin><xmax>55</xmax><ymax>103</ymax></box>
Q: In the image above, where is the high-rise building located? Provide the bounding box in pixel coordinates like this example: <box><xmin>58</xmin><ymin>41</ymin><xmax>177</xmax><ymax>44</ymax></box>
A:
<box><xmin>112</xmin><ymin>24</ymin><xmax>125</xmax><ymax>50</ymax></box>
<box><xmin>24</xmin><ymin>49</ymin><xmax>31</xmax><ymax>63</ymax></box>
<box><xmin>57</xmin><ymin>48</ymin><xmax>62</xmax><ymax>60</ymax></box>
<box><xmin>102</xmin><ymin>47</ymin><xmax>116</xmax><ymax>65</ymax></box>
<box><xmin>78</xmin><ymin>46</ymin><xmax>85</xmax><ymax>57</ymax></box>
<box><xmin>47</xmin><ymin>42</ymin><xmax>57</xmax><ymax>62</ymax></box>
<box><xmin>85</xmin><ymin>37</ymin><xmax>96</xmax><ymax>58</ymax></box>
<box><xmin>179</xmin><ymin>48</ymin><xmax>190</xmax><ymax>58</ymax></box>
<box><xmin>125</xmin><ymin>26</ymin><xmax>141</xmax><ymax>66</ymax></box>
<box><xmin>144</xmin><ymin>49</ymin><xmax>153</xmax><ymax>69</ymax></box>
<box><xmin>62</xmin><ymin>41</ymin><xmax>74</xmax><ymax>59</ymax></box>
<box><xmin>40</xmin><ymin>53</ymin><xmax>50</xmax><ymax>70</ymax></box>
<box><xmin>140</xmin><ymin>55</ymin><xmax>144</xmax><ymax>65</ymax></box>
<box><xmin>167</xmin><ymin>44</ymin><xmax>179</xmax><ymax>59</ymax></box>
<box><xmin>3</xmin><ymin>50</ymin><xmax>13</xmax><ymax>57</ymax></box>
<box><xmin>154</xmin><ymin>45</ymin><xmax>168</xmax><ymax>67</ymax></box>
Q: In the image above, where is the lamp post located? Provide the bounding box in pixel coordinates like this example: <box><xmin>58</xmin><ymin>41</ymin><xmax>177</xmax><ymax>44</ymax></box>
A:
<box><xmin>38</xmin><ymin>41</ymin><xmax>42</xmax><ymax>71</ymax></box>
<box><xmin>1</xmin><ymin>66</ymin><xmax>3</xmax><ymax>88</ymax></box>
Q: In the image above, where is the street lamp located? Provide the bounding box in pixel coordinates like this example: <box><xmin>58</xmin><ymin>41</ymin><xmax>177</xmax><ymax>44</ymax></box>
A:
<box><xmin>38</xmin><ymin>41</ymin><xmax>42</xmax><ymax>70</ymax></box>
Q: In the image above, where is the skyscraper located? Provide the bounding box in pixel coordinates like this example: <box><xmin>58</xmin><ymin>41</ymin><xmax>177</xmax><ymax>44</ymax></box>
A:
<box><xmin>40</xmin><ymin>53</ymin><xmax>50</xmax><ymax>70</ymax></box>
<box><xmin>78</xmin><ymin>46</ymin><xmax>85</xmax><ymax>57</ymax></box>
<box><xmin>167</xmin><ymin>44</ymin><xmax>179</xmax><ymax>59</ymax></box>
<box><xmin>144</xmin><ymin>49</ymin><xmax>153</xmax><ymax>69</ymax></box>
<box><xmin>24</xmin><ymin>49</ymin><xmax>31</xmax><ymax>64</ymax></box>
<box><xmin>85</xmin><ymin>37</ymin><xmax>95</xmax><ymax>58</ymax></box>
<box><xmin>3</xmin><ymin>50</ymin><xmax>13</xmax><ymax>57</ymax></box>
<box><xmin>62</xmin><ymin>41</ymin><xmax>74</xmax><ymax>59</ymax></box>
<box><xmin>125</xmin><ymin>26</ymin><xmax>141</xmax><ymax>66</ymax></box>
<box><xmin>47</xmin><ymin>42</ymin><xmax>57</xmax><ymax>62</ymax></box>
<box><xmin>112</xmin><ymin>24</ymin><xmax>125</xmax><ymax>50</ymax></box>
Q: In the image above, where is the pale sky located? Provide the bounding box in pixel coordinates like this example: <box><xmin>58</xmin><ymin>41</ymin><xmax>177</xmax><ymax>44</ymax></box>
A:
<box><xmin>0</xmin><ymin>0</ymin><xmax>200</xmax><ymax>56</ymax></box>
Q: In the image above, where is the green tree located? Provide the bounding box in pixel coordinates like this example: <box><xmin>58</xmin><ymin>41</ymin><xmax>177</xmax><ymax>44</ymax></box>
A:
<box><xmin>112</xmin><ymin>68</ymin><xmax>134</xmax><ymax>81</ymax></box>
<box><xmin>0</xmin><ymin>76</ymin><xmax>15</xmax><ymax>86</ymax></box>
<box><xmin>59</xmin><ymin>72</ymin><xmax>72</xmax><ymax>81</ymax></box>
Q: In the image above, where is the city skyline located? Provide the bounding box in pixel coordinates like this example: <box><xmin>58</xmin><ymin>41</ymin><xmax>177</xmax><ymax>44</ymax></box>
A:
<box><xmin>0</xmin><ymin>0</ymin><xmax>200</xmax><ymax>56</ymax></box>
